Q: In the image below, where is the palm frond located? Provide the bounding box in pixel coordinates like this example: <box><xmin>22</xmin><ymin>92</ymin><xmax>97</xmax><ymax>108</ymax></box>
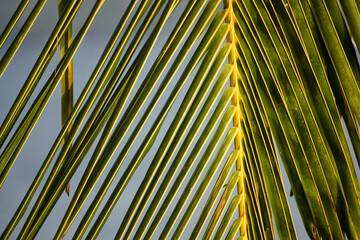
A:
<box><xmin>0</xmin><ymin>0</ymin><xmax>359</xmax><ymax>239</ymax></box>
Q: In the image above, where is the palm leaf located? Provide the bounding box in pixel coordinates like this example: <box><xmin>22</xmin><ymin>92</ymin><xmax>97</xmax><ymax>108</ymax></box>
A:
<box><xmin>0</xmin><ymin>0</ymin><xmax>359</xmax><ymax>239</ymax></box>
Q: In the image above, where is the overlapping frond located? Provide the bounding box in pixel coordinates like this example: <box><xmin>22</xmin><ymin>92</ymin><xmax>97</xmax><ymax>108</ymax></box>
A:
<box><xmin>232</xmin><ymin>0</ymin><xmax>360</xmax><ymax>238</ymax></box>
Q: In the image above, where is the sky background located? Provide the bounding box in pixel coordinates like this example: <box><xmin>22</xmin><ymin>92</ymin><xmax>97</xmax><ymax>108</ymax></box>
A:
<box><xmin>1</xmin><ymin>0</ymin><xmax>359</xmax><ymax>239</ymax></box>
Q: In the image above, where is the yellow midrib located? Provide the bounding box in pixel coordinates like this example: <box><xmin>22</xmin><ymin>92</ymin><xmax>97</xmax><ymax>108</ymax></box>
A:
<box><xmin>224</xmin><ymin>0</ymin><xmax>247</xmax><ymax>238</ymax></box>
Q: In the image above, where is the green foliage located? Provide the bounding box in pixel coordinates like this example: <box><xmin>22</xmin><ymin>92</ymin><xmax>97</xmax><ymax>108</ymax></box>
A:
<box><xmin>0</xmin><ymin>0</ymin><xmax>359</xmax><ymax>239</ymax></box>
